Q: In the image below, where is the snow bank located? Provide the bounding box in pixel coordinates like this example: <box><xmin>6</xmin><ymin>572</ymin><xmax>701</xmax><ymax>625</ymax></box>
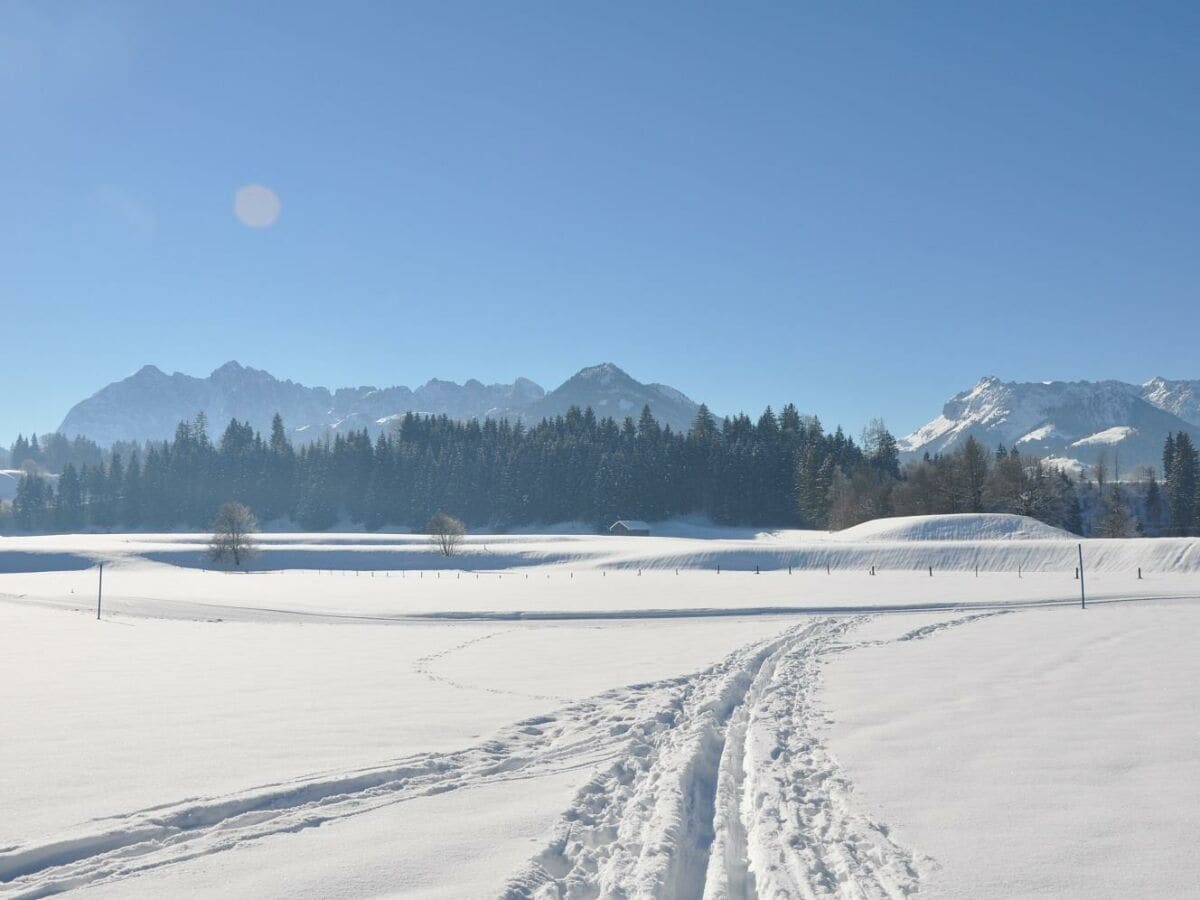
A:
<box><xmin>834</xmin><ymin>513</ymin><xmax>1074</xmax><ymax>543</ymax></box>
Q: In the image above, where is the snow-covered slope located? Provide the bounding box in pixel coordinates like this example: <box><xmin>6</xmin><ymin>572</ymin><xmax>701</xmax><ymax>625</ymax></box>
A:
<box><xmin>57</xmin><ymin>361</ymin><xmax>698</xmax><ymax>445</ymax></box>
<box><xmin>834</xmin><ymin>513</ymin><xmax>1073</xmax><ymax>542</ymax></box>
<box><xmin>3</xmin><ymin>514</ymin><xmax>1197</xmax><ymax>589</ymax></box>
<box><xmin>1142</xmin><ymin>376</ymin><xmax>1200</xmax><ymax>426</ymax></box>
<box><xmin>2</xmin><ymin>525</ymin><xmax>1199</xmax><ymax>897</ymax></box>
<box><xmin>900</xmin><ymin>376</ymin><xmax>1200</xmax><ymax>473</ymax></box>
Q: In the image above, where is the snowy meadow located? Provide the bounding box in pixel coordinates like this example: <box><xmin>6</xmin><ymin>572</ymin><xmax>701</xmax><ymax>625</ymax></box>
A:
<box><xmin>1</xmin><ymin>516</ymin><xmax>1197</xmax><ymax>898</ymax></box>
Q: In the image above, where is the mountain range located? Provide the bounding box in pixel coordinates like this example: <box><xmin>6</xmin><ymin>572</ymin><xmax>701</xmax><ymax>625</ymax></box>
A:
<box><xmin>900</xmin><ymin>376</ymin><xmax>1200</xmax><ymax>475</ymax></box>
<box><xmin>54</xmin><ymin>365</ymin><xmax>1200</xmax><ymax>477</ymax></box>
<box><xmin>58</xmin><ymin>362</ymin><xmax>702</xmax><ymax>446</ymax></box>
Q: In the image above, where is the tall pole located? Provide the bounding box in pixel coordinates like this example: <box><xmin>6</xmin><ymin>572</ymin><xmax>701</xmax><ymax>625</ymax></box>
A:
<box><xmin>1077</xmin><ymin>543</ymin><xmax>1086</xmax><ymax>609</ymax></box>
<box><xmin>96</xmin><ymin>562</ymin><xmax>104</xmax><ymax>620</ymax></box>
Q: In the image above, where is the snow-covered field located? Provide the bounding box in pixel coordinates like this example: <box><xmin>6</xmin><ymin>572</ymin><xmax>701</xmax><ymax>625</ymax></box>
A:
<box><xmin>1</xmin><ymin>516</ymin><xmax>1197</xmax><ymax>898</ymax></box>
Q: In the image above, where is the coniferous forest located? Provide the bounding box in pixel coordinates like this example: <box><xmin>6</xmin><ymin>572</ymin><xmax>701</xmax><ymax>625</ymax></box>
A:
<box><xmin>5</xmin><ymin>406</ymin><xmax>1199</xmax><ymax>537</ymax></box>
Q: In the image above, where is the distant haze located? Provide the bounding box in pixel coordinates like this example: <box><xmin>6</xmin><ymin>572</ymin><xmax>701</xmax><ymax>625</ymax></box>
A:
<box><xmin>56</xmin><ymin>361</ymin><xmax>702</xmax><ymax>446</ymax></box>
<box><xmin>45</xmin><ymin>364</ymin><xmax>1200</xmax><ymax>477</ymax></box>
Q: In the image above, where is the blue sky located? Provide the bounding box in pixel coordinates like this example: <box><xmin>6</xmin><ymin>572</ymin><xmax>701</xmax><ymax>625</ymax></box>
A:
<box><xmin>3</xmin><ymin>2</ymin><xmax>1198</xmax><ymax>445</ymax></box>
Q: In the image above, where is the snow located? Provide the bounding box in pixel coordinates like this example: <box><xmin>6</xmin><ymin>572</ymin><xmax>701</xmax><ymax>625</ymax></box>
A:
<box><xmin>1</xmin><ymin>518</ymin><xmax>1198</xmax><ymax>897</ymax></box>
<box><xmin>1016</xmin><ymin>423</ymin><xmax>1056</xmax><ymax>443</ymax></box>
<box><xmin>1041</xmin><ymin>455</ymin><xmax>1086</xmax><ymax>476</ymax></box>
<box><xmin>1142</xmin><ymin>376</ymin><xmax>1200</xmax><ymax>425</ymax></box>
<box><xmin>1070</xmin><ymin>425</ymin><xmax>1137</xmax><ymax>447</ymax></box>
<box><xmin>650</xmin><ymin>383</ymin><xmax>691</xmax><ymax>405</ymax></box>
<box><xmin>898</xmin><ymin>414</ymin><xmax>958</xmax><ymax>451</ymax></box>
<box><xmin>900</xmin><ymin>375</ymin><xmax>1197</xmax><ymax>471</ymax></box>
<box><xmin>578</xmin><ymin>362</ymin><xmax>621</xmax><ymax>385</ymax></box>
<box><xmin>609</xmin><ymin>519</ymin><xmax>651</xmax><ymax>532</ymax></box>
<box><xmin>825</xmin><ymin>602</ymin><xmax>1200</xmax><ymax>898</ymax></box>
<box><xmin>832</xmin><ymin>512</ymin><xmax>1073</xmax><ymax>542</ymax></box>
<box><xmin>0</xmin><ymin>601</ymin><xmax>791</xmax><ymax>896</ymax></box>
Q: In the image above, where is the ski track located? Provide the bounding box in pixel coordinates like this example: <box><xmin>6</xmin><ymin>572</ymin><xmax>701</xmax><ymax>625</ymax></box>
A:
<box><xmin>0</xmin><ymin>613</ymin><xmax>992</xmax><ymax>899</ymax></box>
<box><xmin>500</xmin><ymin>616</ymin><xmax>946</xmax><ymax>900</ymax></box>
<box><xmin>0</xmin><ymin>692</ymin><xmax>628</xmax><ymax>898</ymax></box>
<box><xmin>413</xmin><ymin>629</ymin><xmax>569</xmax><ymax>702</ymax></box>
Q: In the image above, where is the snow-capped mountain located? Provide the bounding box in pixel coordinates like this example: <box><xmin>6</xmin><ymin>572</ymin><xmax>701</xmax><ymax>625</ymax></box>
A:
<box><xmin>57</xmin><ymin>362</ymin><xmax>700</xmax><ymax>445</ymax></box>
<box><xmin>519</xmin><ymin>363</ymin><xmax>700</xmax><ymax>431</ymax></box>
<box><xmin>1141</xmin><ymin>377</ymin><xmax>1200</xmax><ymax>427</ymax></box>
<box><xmin>901</xmin><ymin>376</ymin><xmax>1200</xmax><ymax>474</ymax></box>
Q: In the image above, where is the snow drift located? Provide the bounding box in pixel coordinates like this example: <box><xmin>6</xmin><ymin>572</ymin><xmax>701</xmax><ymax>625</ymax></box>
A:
<box><xmin>834</xmin><ymin>513</ymin><xmax>1074</xmax><ymax>543</ymax></box>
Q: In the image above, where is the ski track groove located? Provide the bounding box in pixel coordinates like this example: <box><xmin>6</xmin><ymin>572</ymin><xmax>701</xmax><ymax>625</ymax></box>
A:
<box><xmin>500</xmin><ymin>615</ymin><xmax>958</xmax><ymax>900</ymax></box>
<box><xmin>413</xmin><ymin>629</ymin><xmax>569</xmax><ymax>702</ymax></box>
<box><xmin>0</xmin><ymin>611</ymin><xmax>998</xmax><ymax>899</ymax></box>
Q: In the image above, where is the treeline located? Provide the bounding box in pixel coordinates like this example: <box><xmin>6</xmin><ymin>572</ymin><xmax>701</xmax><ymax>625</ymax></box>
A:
<box><xmin>8</xmin><ymin>405</ymin><xmax>861</xmax><ymax>532</ymax></box>
<box><xmin>5</xmin><ymin>409</ymin><xmax>1198</xmax><ymax>537</ymax></box>
<box><xmin>857</xmin><ymin>431</ymin><xmax>1200</xmax><ymax>538</ymax></box>
<box><xmin>829</xmin><ymin>437</ymin><xmax>1086</xmax><ymax>533</ymax></box>
<box><xmin>7</xmin><ymin>432</ymin><xmax>104</xmax><ymax>473</ymax></box>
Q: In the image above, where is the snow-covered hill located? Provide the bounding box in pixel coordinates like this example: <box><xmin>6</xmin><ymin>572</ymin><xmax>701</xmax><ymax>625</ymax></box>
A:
<box><xmin>57</xmin><ymin>362</ymin><xmax>699</xmax><ymax>445</ymax></box>
<box><xmin>833</xmin><ymin>513</ymin><xmax>1074</xmax><ymax>542</ymax></box>
<box><xmin>900</xmin><ymin>376</ymin><xmax>1200</xmax><ymax>474</ymax></box>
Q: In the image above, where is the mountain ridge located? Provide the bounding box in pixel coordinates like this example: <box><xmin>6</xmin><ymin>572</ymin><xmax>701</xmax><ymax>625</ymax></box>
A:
<box><xmin>900</xmin><ymin>375</ymin><xmax>1200</xmax><ymax>474</ymax></box>
<box><xmin>58</xmin><ymin>362</ymin><xmax>700</xmax><ymax>446</ymax></box>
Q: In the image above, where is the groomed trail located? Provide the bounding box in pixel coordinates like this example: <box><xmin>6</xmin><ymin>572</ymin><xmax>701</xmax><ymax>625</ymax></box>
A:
<box><xmin>0</xmin><ymin>614</ymin><xmax>1000</xmax><ymax>899</ymax></box>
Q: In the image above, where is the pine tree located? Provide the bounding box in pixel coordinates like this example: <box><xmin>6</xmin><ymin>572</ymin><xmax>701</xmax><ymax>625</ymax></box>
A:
<box><xmin>1094</xmin><ymin>485</ymin><xmax>1136</xmax><ymax>538</ymax></box>
<box><xmin>14</xmin><ymin>472</ymin><xmax>51</xmax><ymax>531</ymax></box>
<box><xmin>54</xmin><ymin>464</ymin><xmax>84</xmax><ymax>531</ymax></box>
<box><xmin>11</xmin><ymin>435</ymin><xmax>31</xmax><ymax>469</ymax></box>
<box><xmin>1165</xmin><ymin>432</ymin><xmax>1198</xmax><ymax>536</ymax></box>
<box><xmin>957</xmin><ymin>437</ymin><xmax>989</xmax><ymax>513</ymax></box>
<box><xmin>862</xmin><ymin>419</ymin><xmax>900</xmax><ymax>480</ymax></box>
<box><xmin>122</xmin><ymin>453</ymin><xmax>143</xmax><ymax>527</ymax></box>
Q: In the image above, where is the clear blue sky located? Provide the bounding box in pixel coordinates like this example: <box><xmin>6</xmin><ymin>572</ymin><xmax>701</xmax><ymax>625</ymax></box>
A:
<box><xmin>3</xmin><ymin>1</ymin><xmax>1198</xmax><ymax>445</ymax></box>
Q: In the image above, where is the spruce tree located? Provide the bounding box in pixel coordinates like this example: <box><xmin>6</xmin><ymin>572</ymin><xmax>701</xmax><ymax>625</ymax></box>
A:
<box><xmin>54</xmin><ymin>464</ymin><xmax>84</xmax><ymax>531</ymax></box>
<box><xmin>1166</xmin><ymin>432</ymin><xmax>1198</xmax><ymax>536</ymax></box>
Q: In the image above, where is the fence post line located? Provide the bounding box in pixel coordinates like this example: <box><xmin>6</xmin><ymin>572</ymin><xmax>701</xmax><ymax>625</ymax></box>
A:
<box><xmin>1078</xmin><ymin>543</ymin><xmax>1086</xmax><ymax>609</ymax></box>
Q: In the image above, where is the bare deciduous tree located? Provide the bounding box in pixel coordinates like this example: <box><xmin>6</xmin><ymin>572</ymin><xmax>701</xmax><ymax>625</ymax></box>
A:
<box><xmin>209</xmin><ymin>502</ymin><xmax>259</xmax><ymax>568</ymax></box>
<box><xmin>427</xmin><ymin>511</ymin><xmax>465</xmax><ymax>557</ymax></box>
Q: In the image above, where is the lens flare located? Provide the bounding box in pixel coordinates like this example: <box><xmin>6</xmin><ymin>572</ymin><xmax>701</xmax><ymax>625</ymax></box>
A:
<box><xmin>233</xmin><ymin>183</ymin><xmax>281</xmax><ymax>228</ymax></box>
